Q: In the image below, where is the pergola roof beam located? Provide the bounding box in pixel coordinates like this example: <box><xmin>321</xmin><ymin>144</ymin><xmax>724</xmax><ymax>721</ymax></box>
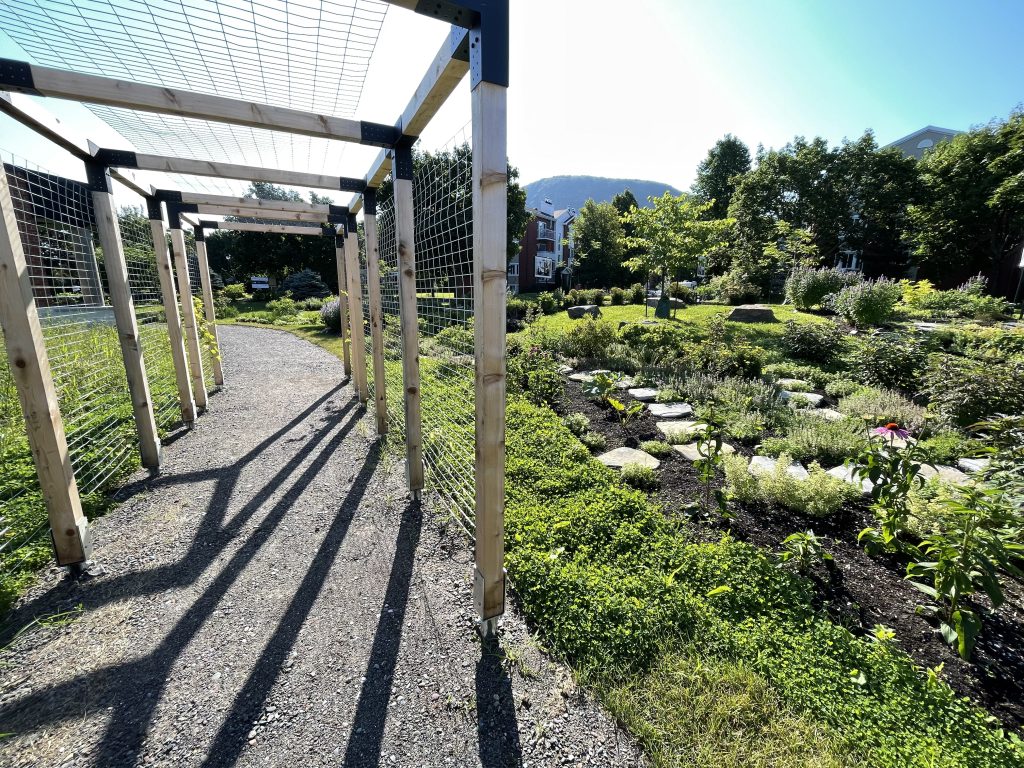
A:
<box><xmin>198</xmin><ymin>220</ymin><xmax>327</xmax><ymax>236</ymax></box>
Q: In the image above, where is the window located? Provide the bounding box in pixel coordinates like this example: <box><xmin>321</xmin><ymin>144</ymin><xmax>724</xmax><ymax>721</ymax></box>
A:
<box><xmin>508</xmin><ymin>262</ymin><xmax>519</xmax><ymax>277</ymax></box>
<box><xmin>535</xmin><ymin>256</ymin><xmax>554</xmax><ymax>280</ymax></box>
<box><xmin>917</xmin><ymin>138</ymin><xmax>934</xmax><ymax>149</ymax></box>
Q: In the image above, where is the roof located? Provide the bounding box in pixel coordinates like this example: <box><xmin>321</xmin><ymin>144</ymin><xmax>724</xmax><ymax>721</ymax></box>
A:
<box><xmin>884</xmin><ymin>125</ymin><xmax>961</xmax><ymax>149</ymax></box>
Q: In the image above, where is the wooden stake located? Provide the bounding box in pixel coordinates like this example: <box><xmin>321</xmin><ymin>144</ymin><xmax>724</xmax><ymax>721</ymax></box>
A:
<box><xmin>471</xmin><ymin>81</ymin><xmax>508</xmax><ymax>623</ymax></box>
<box><xmin>334</xmin><ymin>234</ymin><xmax>352</xmax><ymax>377</ymax></box>
<box><xmin>344</xmin><ymin>222</ymin><xmax>369</xmax><ymax>404</ymax></box>
<box><xmin>0</xmin><ymin>169</ymin><xmax>90</xmax><ymax>564</ymax></box>
<box><xmin>393</xmin><ymin>173</ymin><xmax>424</xmax><ymax>493</ymax></box>
<box><xmin>363</xmin><ymin>208</ymin><xmax>388</xmax><ymax>434</ymax></box>
<box><xmin>194</xmin><ymin>237</ymin><xmax>224</xmax><ymax>386</ymax></box>
<box><xmin>149</xmin><ymin>215</ymin><xmax>196</xmax><ymax>426</ymax></box>
<box><xmin>91</xmin><ymin>185</ymin><xmax>161</xmax><ymax>470</ymax></box>
<box><xmin>169</xmin><ymin>227</ymin><xmax>208</xmax><ymax>410</ymax></box>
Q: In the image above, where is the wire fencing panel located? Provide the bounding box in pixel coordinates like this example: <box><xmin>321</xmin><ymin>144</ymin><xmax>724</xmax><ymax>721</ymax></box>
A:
<box><xmin>113</xmin><ymin>183</ymin><xmax>181</xmax><ymax>433</ymax></box>
<box><xmin>412</xmin><ymin>132</ymin><xmax>476</xmax><ymax>531</ymax></box>
<box><xmin>372</xmin><ymin>198</ymin><xmax>406</xmax><ymax>445</ymax></box>
<box><xmin>184</xmin><ymin>230</ymin><xmax>218</xmax><ymax>392</ymax></box>
<box><xmin>1</xmin><ymin>152</ymin><xmax>139</xmax><ymax>600</ymax></box>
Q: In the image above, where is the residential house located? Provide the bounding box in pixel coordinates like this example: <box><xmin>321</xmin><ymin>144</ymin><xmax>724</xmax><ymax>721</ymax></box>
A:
<box><xmin>507</xmin><ymin>198</ymin><xmax>575</xmax><ymax>293</ymax></box>
<box><xmin>884</xmin><ymin>125</ymin><xmax>961</xmax><ymax>160</ymax></box>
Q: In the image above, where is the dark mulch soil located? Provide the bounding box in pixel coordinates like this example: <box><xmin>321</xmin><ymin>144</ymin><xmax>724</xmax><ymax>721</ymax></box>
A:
<box><xmin>557</xmin><ymin>373</ymin><xmax>1024</xmax><ymax>731</ymax></box>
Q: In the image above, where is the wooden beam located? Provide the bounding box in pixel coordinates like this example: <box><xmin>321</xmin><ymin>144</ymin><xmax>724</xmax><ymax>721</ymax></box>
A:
<box><xmin>363</xmin><ymin>208</ymin><xmax>388</xmax><ymax>434</ymax></box>
<box><xmin>6</xmin><ymin>61</ymin><xmax>391</xmax><ymax>145</ymax></box>
<box><xmin>471</xmin><ymin>81</ymin><xmax>508</xmax><ymax>626</ymax></box>
<box><xmin>149</xmin><ymin>213</ymin><xmax>196</xmax><ymax>426</ymax></box>
<box><xmin>194</xmin><ymin>238</ymin><xmax>224</xmax><ymax>386</ymax></box>
<box><xmin>344</xmin><ymin>223</ymin><xmax>369</xmax><ymax>404</ymax></box>
<box><xmin>194</xmin><ymin>205</ymin><xmax>329</xmax><ymax>223</ymax></box>
<box><xmin>92</xmin><ymin>182</ymin><xmax>162</xmax><ymax>470</ymax></box>
<box><xmin>394</xmin><ymin>175</ymin><xmax>424</xmax><ymax>493</ymax></box>
<box><xmin>334</xmin><ymin>232</ymin><xmax>352</xmax><ymax>377</ymax></box>
<box><xmin>199</xmin><ymin>222</ymin><xmax>326</xmax><ymax>236</ymax></box>
<box><xmin>168</xmin><ymin>228</ymin><xmax>208</xmax><ymax>409</ymax></box>
<box><xmin>126</xmin><ymin>153</ymin><xmax>347</xmax><ymax>190</ymax></box>
<box><xmin>172</xmin><ymin>191</ymin><xmax>331</xmax><ymax>214</ymax></box>
<box><xmin>0</xmin><ymin>168</ymin><xmax>90</xmax><ymax>565</ymax></box>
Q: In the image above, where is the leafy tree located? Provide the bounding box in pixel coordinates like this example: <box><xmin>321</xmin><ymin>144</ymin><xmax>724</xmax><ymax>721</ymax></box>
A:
<box><xmin>622</xmin><ymin>193</ymin><xmax>733</xmax><ymax>299</ymax></box>
<box><xmin>908</xmin><ymin>111</ymin><xmax>1024</xmax><ymax>290</ymax></box>
<box><xmin>281</xmin><ymin>268</ymin><xmax>330</xmax><ymax>299</ymax></box>
<box><xmin>692</xmin><ymin>134</ymin><xmax>752</xmax><ymax>219</ymax></box>
<box><xmin>572</xmin><ymin>199</ymin><xmax>626</xmax><ymax>287</ymax></box>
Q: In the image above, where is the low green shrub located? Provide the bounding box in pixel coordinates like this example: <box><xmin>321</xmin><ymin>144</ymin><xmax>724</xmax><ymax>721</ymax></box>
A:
<box><xmin>319</xmin><ymin>299</ymin><xmax>341</xmax><ymax>331</ymax></box>
<box><xmin>266</xmin><ymin>297</ymin><xmax>299</xmax><ymax>321</ymax></box>
<box><xmin>222</xmin><ymin>283</ymin><xmax>250</xmax><ymax>300</ymax></box>
<box><xmin>669</xmin><ymin>282</ymin><xmax>696</xmax><ymax>304</ymax></box>
<box><xmin>561</xmin><ymin>317</ymin><xmax>618</xmax><ymax>359</ymax></box>
<box><xmin>537</xmin><ymin>292</ymin><xmax>558</xmax><ymax>315</ymax></box>
<box><xmin>923</xmin><ymin>354</ymin><xmax>1024</xmax><ymax>428</ymax></box>
<box><xmin>833</xmin><ymin>278</ymin><xmax>901</xmax><ymax>327</ymax></box>
<box><xmin>780</xmin><ymin>320</ymin><xmax>845</xmax><ymax>364</ymax></box>
<box><xmin>851</xmin><ymin>330</ymin><xmax>929</xmax><ymax>392</ymax></box>
<box><xmin>628</xmin><ymin>283</ymin><xmax>646</xmax><ymax>304</ymax></box>
<box><xmin>431</xmin><ymin>324</ymin><xmax>474</xmax><ymax>353</ymax></box>
<box><xmin>562</xmin><ymin>412</ymin><xmax>590</xmax><ymax>437</ymax></box>
<box><xmin>640</xmin><ymin>440</ymin><xmax>673</xmax><ymax>458</ymax></box>
<box><xmin>707</xmin><ymin>268</ymin><xmax>761</xmax><ymax>305</ymax></box>
<box><xmin>824</xmin><ymin>378</ymin><xmax>861</xmax><ymax>398</ymax></box>
<box><xmin>762</xmin><ymin>362</ymin><xmax>834</xmax><ymax>389</ymax></box>
<box><xmin>724</xmin><ymin>453</ymin><xmax>857</xmax><ymax>517</ymax></box>
<box><xmin>506</xmin><ymin>297</ymin><xmax>531</xmax><ymax>330</ymax></box>
<box><xmin>301</xmin><ymin>296</ymin><xmax>326</xmax><ymax>311</ymax></box>
<box><xmin>916</xmin><ymin>431</ymin><xmax>983</xmax><ymax>465</ymax></box>
<box><xmin>507</xmin><ymin>346</ymin><xmax>563</xmax><ymax>408</ymax></box>
<box><xmin>761</xmin><ymin>414</ymin><xmax>867</xmax><ymax>466</ymax></box>
<box><xmin>281</xmin><ymin>268</ymin><xmax>330</xmax><ymax>300</ymax></box>
<box><xmin>838</xmin><ymin>386</ymin><xmax>927</xmax><ymax>433</ymax></box>
<box><xmin>609</xmin><ymin>286</ymin><xmax>626</xmax><ymax>305</ymax></box>
<box><xmin>619</xmin><ymin>323</ymin><xmax>693</xmax><ymax>355</ymax></box>
<box><xmin>621</xmin><ymin>463</ymin><xmax>660</xmax><ymax>491</ymax></box>
<box><xmin>586</xmin><ymin>288</ymin><xmax>606</xmax><ymax>306</ymax></box>
<box><xmin>785</xmin><ymin>267</ymin><xmax>860</xmax><ymax>310</ymax></box>
<box><xmin>579</xmin><ymin>431</ymin><xmax>607</xmax><ymax>451</ymax></box>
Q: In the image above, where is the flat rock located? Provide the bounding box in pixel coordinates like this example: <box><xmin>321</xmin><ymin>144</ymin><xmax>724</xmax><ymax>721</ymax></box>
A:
<box><xmin>647</xmin><ymin>402</ymin><xmax>694</xmax><ymax>418</ymax></box>
<box><xmin>673</xmin><ymin>441</ymin><xmax>736</xmax><ymax>462</ymax></box>
<box><xmin>567</xmin><ymin>304</ymin><xmax>601</xmax><ymax>319</ymax></box>
<box><xmin>596</xmin><ymin>447</ymin><xmax>660</xmax><ymax>470</ymax></box>
<box><xmin>827</xmin><ymin>464</ymin><xmax>874</xmax><ymax>494</ymax></box>
<box><xmin>645</xmin><ymin>296</ymin><xmax>687</xmax><ymax>309</ymax></box>
<box><xmin>957</xmin><ymin>457</ymin><xmax>990</xmax><ymax>473</ymax></box>
<box><xmin>628</xmin><ymin>387</ymin><xmax>659</xmax><ymax>402</ymax></box>
<box><xmin>726</xmin><ymin>304</ymin><xmax>776</xmax><ymax>323</ymax></box>
<box><xmin>781</xmin><ymin>390</ymin><xmax>824</xmax><ymax>407</ymax></box>
<box><xmin>557</xmin><ymin>364</ymin><xmax>573</xmax><ymax>375</ymax></box>
<box><xmin>807</xmin><ymin>407</ymin><xmax>845</xmax><ymax>422</ymax></box>
<box><xmin>776</xmin><ymin>378</ymin><xmax>812</xmax><ymax>390</ymax></box>
<box><xmin>567</xmin><ymin>368</ymin><xmax>611</xmax><ymax>383</ymax></box>
<box><xmin>918</xmin><ymin>464</ymin><xmax>969</xmax><ymax>485</ymax></box>
<box><xmin>657</xmin><ymin>420</ymin><xmax>707</xmax><ymax>441</ymax></box>
<box><xmin>749</xmin><ymin>455</ymin><xmax>809</xmax><ymax>479</ymax></box>
<box><xmin>614</xmin><ymin>376</ymin><xmax>635</xmax><ymax>390</ymax></box>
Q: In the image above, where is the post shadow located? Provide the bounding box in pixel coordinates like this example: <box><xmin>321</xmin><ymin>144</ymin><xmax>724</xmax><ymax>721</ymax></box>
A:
<box><xmin>341</xmin><ymin>500</ymin><xmax>424</xmax><ymax>768</ymax></box>
<box><xmin>475</xmin><ymin>635</ymin><xmax>523</xmax><ymax>768</ymax></box>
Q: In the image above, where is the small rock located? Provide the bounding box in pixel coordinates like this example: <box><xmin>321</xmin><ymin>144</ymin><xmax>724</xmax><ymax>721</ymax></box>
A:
<box><xmin>647</xmin><ymin>402</ymin><xmax>694</xmax><ymax>419</ymax></box>
<box><xmin>627</xmin><ymin>387</ymin><xmax>659</xmax><ymax>402</ymax></box>
<box><xmin>918</xmin><ymin>464</ymin><xmax>969</xmax><ymax>484</ymax></box>
<box><xmin>781</xmin><ymin>390</ymin><xmax>824</xmax><ymax>407</ymax></box>
<box><xmin>596</xmin><ymin>447</ymin><xmax>660</xmax><ymax>469</ymax></box>
<box><xmin>567</xmin><ymin>304</ymin><xmax>601</xmax><ymax>319</ymax></box>
<box><xmin>726</xmin><ymin>304</ymin><xmax>776</xmax><ymax>322</ymax></box>
<box><xmin>673</xmin><ymin>441</ymin><xmax>735</xmax><ymax>462</ymax></box>
<box><xmin>657</xmin><ymin>420</ymin><xmax>706</xmax><ymax>441</ymax></box>
<box><xmin>957</xmin><ymin>457</ymin><xmax>989</xmax><ymax>473</ymax></box>
<box><xmin>749</xmin><ymin>455</ymin><xmax>809</xmax><ymax>479</ymax></box>
<box><xmin>826</xmin><ymin>464</ymin><xmax>874</xmax><ymax>494</ymax></box>
<box><xmin>806</xmin><ymin>407</ymin><xmax>845</xmax><ymax>422</ymax></box>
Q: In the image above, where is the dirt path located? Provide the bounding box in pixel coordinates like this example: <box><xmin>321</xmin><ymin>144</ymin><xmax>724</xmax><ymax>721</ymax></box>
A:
<box><xmin>0</xmin><ymin>325</ymin><xmax>642</xmax><ymax>768</ymax></box>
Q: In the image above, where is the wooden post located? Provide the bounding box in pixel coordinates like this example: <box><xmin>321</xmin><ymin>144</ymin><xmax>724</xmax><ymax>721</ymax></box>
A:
<box><xmin>168</xmin><ymin>224</ymin><xmax>208</xmax><ymax>410</ymax></box>
<box><xmin>0</xmin><ymin>168</ymin><xmax>90</xmax><ymax>565</ymax></box>
<box><xmin>344</xmin><ymin>214</ymin><xmax>369</xmax><ymax>404</ymax></box>
<box><xmin>89</xmin><ymin>166</ymin><xmax>161</xmax><ymax>470</ymax></box>
<box><xmin>193</xmin><ymin>232</ymin><xmax>224</xmax><ymax>386</ymax></box>
<box><xmin>471</xmin><ymin>80</ymin><xmax>509</xmax><ymax>625</ymax></box>
<box><xmin>362</xmin><ymin>191</ymin><xmax>388</xmax><ymax>435</ymax></box>
<box><xmin>393</xmin><ymin>145</ymin><xmax>424</xmax><ymax>494</ymax></box>
<box><xmin>334</xmin><ymin>230</ymin><xmax>352</xmax><ymax>377</ymax></box>
<box><xmin>147</xmin><ymin>203</ymin><xmax>196</xmax><ymax>427</ymax></box>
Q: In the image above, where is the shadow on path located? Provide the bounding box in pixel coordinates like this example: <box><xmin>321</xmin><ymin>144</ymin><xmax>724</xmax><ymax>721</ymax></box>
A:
<box><xmin>476</xmin><ymin>635</ymin><xmax>524</xmax><ymax>768</ymax></box>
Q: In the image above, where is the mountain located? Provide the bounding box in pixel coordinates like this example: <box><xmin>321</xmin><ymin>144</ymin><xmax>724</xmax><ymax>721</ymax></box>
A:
<box><xmin>524</xmin><ymin>175</ymin><xmax>683</xmax><ymax>213</ymax></box>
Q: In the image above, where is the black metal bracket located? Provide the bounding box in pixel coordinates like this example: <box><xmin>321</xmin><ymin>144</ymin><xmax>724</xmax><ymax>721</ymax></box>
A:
<box><xmin>199</xmin><ymin>220</ymin><xmax>218</xmax><ymax>230</ymax></box>
<box><xmin>393</xmin><ymin>136</ymin><xmax>416</xmax><ymax>181</ymax></box>
<box><xmin>0</xmin><ymin>58</ymin><xmax>39</xmax><ymax>94</ymax></box>
<box><xmin>363</xmin><ymin>188</ymin><xmax>377</xmax><ymax>216</ymax></box>
<box><xmin>145</xmin><ymin>196</ymin><xmax>162</xmax><ymax>221</ymax></box>
<box><xmin>154</xmin><ymin>189</ymin><xmax>184</xmax><ymax>204</ymax></box>
<box><xmin>93</xmin><ymin>148</ymin><xmax>139</xmax><ymax>168</ymax></box>
<box><xmin>84</xmin><ymin>160</ymin><xmax>113</xmax><ymax>194</ymax></box>
<box><xmin>166</xmin><ymin>201</ymin><xmax>199</xmax><ymax>229</ymax></box>
<box><xmin>194</xmin><ymin>227</ymin><xmax>205</xmax><ymax>242</ymax></box>
<box><xmin>347</xmin><ymin>212</ymin><xmax>358</xmax><ymax>236</ymax></box>
<box><xmin>411</xmin><ymin>2</ymin><xmax>508</xmax><ymax>87</ymax></box>
<box><xmin>339</xmin><ymin>176</ymin><xmax>366</xmax><ymax>193</ymax></box>
<box><xmin>334</xmin><ymin>233</ymin><xmax>345</xmax><ymax>249</ymax></box>
<box><xmin>360</xmin><ymin>121</ymin><xmax>403</xmax><ymax>148</ymax></box>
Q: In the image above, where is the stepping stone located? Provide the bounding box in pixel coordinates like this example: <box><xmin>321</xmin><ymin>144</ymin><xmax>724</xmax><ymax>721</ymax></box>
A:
<box><xmin>614</xmin><ymin>376</ymin><xmax>635</xmax><ymax>390</ymax></box>
<box><xmin>648</xmin><ymin>402</ymin><xmax>694</xmax><ymax>419</ymax></box>
<box><xmin>749</xmin><ymin>455</ymin><xmax>809</xmax><ymax>479</ymax></box>
<box><xmin>567</xmin><ymin>304</ymin><xmax>601</xmax><ymax>319</ymax></box>
<box><xmin>557</xmin><ymin>364</ymin><xmax>573</xmax><ymax>375</ymax></box>
<box><xmin>568</xmin><ymin>368</ymin><xmax>611</xmax><ymax>383</ymax></box>
<box><xmin>918</xmin><ymin>464</ymin><xmax>969</xmax><ymax>485</ymax></box>
<box><xmin>628</xmin><ymin>387</ymin><xmax>659</xmax><ymax>402</ymax></box>
<box><xmin>957</xmin><ymin>457</ymin><xmax>990</xmax><ymax>473</ymax></box>
<box><xmin>827</xmin><ymin>464</ymin><xmax>874</xmax><ymax>495</ymax></box>
<box><xmin>673</xmin><ymin>441</ymin><xmax>736</xmax><ymax>462</ymax></box>
<box><xmin>657</xmin><ymin>420</ymin><xmax>707</xmax><ymax>441</ymax></box>
<box><xmin>807</xmin><ymin>408</ymin><xmax>845</xmax><ymax>422</ymax></box>
<box><xmin>776</xmin><ymin>378</ymin><xmax>812</xmax><ymax>390</ymax></box>
<box><xmin>781</xmin><ymin>391</ymin><xmax>824</xmax><ymax>407</ymax></box>
<box><xmin>596</xmin><ymin>447</ymin><xmax>660</xmax><ymax>470</ymax></box>
<box><xmin>726</xmin><ymin>304</ymin><xmax>776</xmax><ymax>322</ymax></box>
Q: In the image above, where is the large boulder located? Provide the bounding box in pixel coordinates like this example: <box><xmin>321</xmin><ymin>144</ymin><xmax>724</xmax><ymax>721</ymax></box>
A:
<box><xmin>726</xmin><ymin>304</ymin><xmax>776</xmax><ymax>323</ymax></box>
<box><xmin>567</xmin><ymin>304</ymin><xmax>601</xmax><ymax>319</ymax></box>
<box><xmin>645</xmin><ymin>297</ymin><xmax>687</xmax><ymax>309</ymax></box>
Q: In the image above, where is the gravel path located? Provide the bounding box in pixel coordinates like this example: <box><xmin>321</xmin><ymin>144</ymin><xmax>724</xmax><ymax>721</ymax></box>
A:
<box><xmin>0</xmin><ymin>325</ymin><xmax>642</xmax><ymax>768</ymax></box>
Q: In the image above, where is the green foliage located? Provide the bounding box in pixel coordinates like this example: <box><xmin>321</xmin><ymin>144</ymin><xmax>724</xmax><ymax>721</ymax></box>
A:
<box><xmin>266</xmin><ymin>297</ymin><xmax>300</xmax><ymax>322</ymax></box>
<box><xmin>582</xmin><ymin>371</ymin><xmax>621</xmax><ymax>405</ymax></box>
<box><xmin>777</xmin><ymin>530</ymin><xmax>833</xmax><ymax>574</ymax></box>
<box><xmin>281</xmin><ymin>268</ymin><xmax>330</xmax><ymax>300</ymax></box>
<box><xmin>824</xmin><ymin>378</ymin><xmax>861</xmax><ymax>398</ymax></box>
<box><xmin>916</xmin><ymin>431</ymin><xmax>979</xmax><ymax>465</ymax></box>
<box><xmin>319</xmin><ymin>299</ymin><xmax>341</xmax><ymax>332</ymax></box>
<box><xmin>507</xmin><ymin>346</ymin><xmax>563</xmax><ymax>408</ymax></box>
<box><xmin>668</xmin><ymin>282</ymin><xmax>696</xmax><ymax>303</ymax></box>
<box><xmin>724</xmin><ymin>454</ymin><xmax>858</xmax><ymax>517</ymax></box>
<box><xmin>704</xmin><ymin>268</ymin><xmax>762</xmax><ymax>305</ymax></box>
<box><xmin>628</xmin><ymin>283</ymin><xmax>646</xmax><ymax>304</ymax></box>
<box><xmin>833</xmin><ymin>278</ymin><xmax>902</xmax><ymax>327</ymax></box>
<box><xmin>609</xmin><ymin>286</ymin><xmax>626</xmax><ymax>305</ymax></box>
<box><xmin>537</xmin><ymin>291</ymin><xmax>558</xmax><ymax>315</ymax></box>
<box><xmin>763</xmin><ymin>362</ymin><xmax>835</xmax><ymax>389</ymax></box>
<box><xmin>692</xmin><ymin>134</ymin><xmax>753</xmax><ymax>219</ymax></box>
<box><xmin>579</xmin><ymin>431</ymin><xmax>607</xmax><ymax>452</ymax></box>
<box><xmin>561</xmin><ymin>317</ymin><xmax>618</xmax><ymax>359</ymax></box>
<box><xmin>689</xmin><ymin>417</ymin><xmax>729</xmax><ymax>519</ymax></box>
<box><xmin>222</xmin><ymin>283</ymin><xmax>250</xmax><ymax>300</ymax></box>
<box><xmin>780</xmin><ymin>320</ymin><xmax>845</xmax><ymax>364</ymax></box>
<box><xmin>923</xmin><ymin>354</ymin><xmax>1024</xmax><ymax>428</ymax></box>
<box><xmin>838</xmin><ymin>386</ymin><xmax>927</xmax><ymax>433</ymax></box>
<box><xmin>640</xmin><ymin>440</ymin><xmax>673</xmax><ymax>458</ymax></box>
<box><xmin>852</xmin><ymin>330</ymin><xmax>928</xmax><ymax>391</ymax></box>
<box><xmin>677</xmin><ymin>316</ymin><xmax>764</xmax><ymax>378</ymax></box>
<box><xmin>785</xmin><ymin>267</ymin><xmax>860</xmax><ymax>310</ymax></box>
<box><xmin>585</xmin><ymin>288</ymin><xmax>606</xmax><ymax>306</ymax></box>
<box><xmin>620</xmin><ymin>463</ymin><xmax>660</xmax><ymax>491</ymax></box>
<box><xmin>572</xmin><ymin>199</ymin><xmax>628</xmax><ymax>287</ymax></box>
<box><xmin>761</xmin><ymin>414</ymin><xmax>867</xmax><ymax>466</ymax></box>
<box><xmin>562</xmin><ymin>412</ymin><xmax>590</xmax><ymax>437</ymax></box>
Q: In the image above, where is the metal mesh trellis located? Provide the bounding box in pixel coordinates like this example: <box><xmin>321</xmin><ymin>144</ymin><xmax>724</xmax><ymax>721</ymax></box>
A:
<box><xmin>113</xmin><ymin>182</ymin><xmax>182</xmax><ymax>433</ymax></box>
<box><xmin>184</xmin><ymin>229</ymin><xmax>218</xmax><ymax>393</ymax></box>
<box><xmin>371</xmin><ymin>196</ymin><xmax>406</xmax><ymax>446</ymax></box>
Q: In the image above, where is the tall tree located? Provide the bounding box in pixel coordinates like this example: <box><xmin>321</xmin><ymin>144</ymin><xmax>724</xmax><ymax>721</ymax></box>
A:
<box><xmin>572</xmin><ymin>199</ymin><xmax>626</xmax><ymax>287</ymax></box>
<box><xmin>611</xmin><ymin>188</ymin><xmax>642</xmax><ymax>282</ymax></box>
<box><xmin>692</xmin><ymin>134</ymin><xmax>752</xmax><ymax>219</ymax></box>
<box><xmin>908</xmin><ymin>112</ymin><xmax>1024</xmax><ymax>290</ymax></box>
<box><xmin>622</xmin><ymin>192</ymin><xmax>732</xmax><ymax>296</ymax></box>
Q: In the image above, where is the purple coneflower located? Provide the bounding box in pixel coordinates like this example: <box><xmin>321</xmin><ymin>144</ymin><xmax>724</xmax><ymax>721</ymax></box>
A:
<box><xmin>872</xmin><ymin>422</ymin><xmax>910</xmax><ymax>440</ymax></box>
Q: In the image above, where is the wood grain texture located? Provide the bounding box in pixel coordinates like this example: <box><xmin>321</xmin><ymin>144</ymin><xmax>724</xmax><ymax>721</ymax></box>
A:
<box><xmin>394</xmin><ymin>177</ymin><xmax>424</xmax><ymax>492</ymax></box>
<box><xmin>344</xmin><ymin>228</ymin><xmax>369</xmax><ymax>403</ymax></box>
<box><xmin>194</xmin><ymin>239</ymin><xmax>224</xmax><ymax>386</ymax></box>
<box><xmin>169</xmin><ymin>228</ymin><xmax>208</xmax><ymax>409</ymax></box>
<box><xmin>362</xmin><ymin>213</ymin><xmax>387</xmax><ymax>434</ymax></box>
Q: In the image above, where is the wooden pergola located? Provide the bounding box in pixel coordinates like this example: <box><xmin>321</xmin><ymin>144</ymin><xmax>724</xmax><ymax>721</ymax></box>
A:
<box><xmin>0</xmin><ymin>0</ymin><xmax>510</xmax><ymax>630</ymax></box>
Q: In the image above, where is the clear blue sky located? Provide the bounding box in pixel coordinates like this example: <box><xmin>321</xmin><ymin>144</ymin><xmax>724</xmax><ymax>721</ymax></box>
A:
<box><xmin>0</xmin><ymin>0</ymin><xmax>1021</xmax><ymax>199</ymax></box>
